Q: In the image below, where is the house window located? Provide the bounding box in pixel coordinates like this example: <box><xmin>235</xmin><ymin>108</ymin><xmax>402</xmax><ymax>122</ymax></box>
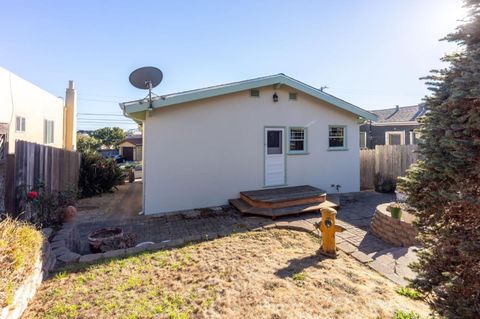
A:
<box><xmin>328</xmin><ymin>126</ymin><xmax>346</xmax><ymax>149</ymax></box>
<box><xmin>289</xmin><ymin>92</ymin><xmax>297</xmax><ymax>100</ymax></box>
<box><xmin>288</xmin><ymin>127</ymin><xmax>306</xmax><ymax>153</ymax></box>
<box><xmin>385</xmin><ymin>131</ymin><xmax>405</xmax><ymax>145</ymax></box>
<box><xmin>360</xmin><ymin>131</ymin><xmax>367</xmax><ymax>149</ymax></box>
<box><xmin>15</xmin><ymin>116</ymin><xmax>26</xmax><ymax>132</ymax></box>
<box><xmin>44</xmin><ymin>119</ymin><xmax>54</xmax><ymax>144</ymax></box>
<box><xmin>250</xmin><ymin>89</ymin><xmax>260</xmax><ymax>97</ymax></box>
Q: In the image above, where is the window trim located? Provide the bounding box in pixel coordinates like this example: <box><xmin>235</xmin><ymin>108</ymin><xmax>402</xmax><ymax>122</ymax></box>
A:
<box><xmin>360</xmin><ymin>131</ymin><xmax>367</xmax><ymax>149</ymax></box>
<box><xmin>15</xmin><ymin>116</ymin><xmax>26</xmax><ymax>133</ymax></box>
<box><xmin>385</xmin><ymin>131</ymin><xmax>405</xmax><ymax>145</ymax></box>
<box><xmin>43</xmin><ymin>119</ymin><xmax>55</xmax><ymax>144</ymax></box>
<box><xmin>328</xmin><ymin>125</ymin><xmax>348</xmax><ymax>151</ymax></box>
<box><xmin>287</xmin><ymin>127</ymin><xmax>308</xmax><ymax>155</ymax></box>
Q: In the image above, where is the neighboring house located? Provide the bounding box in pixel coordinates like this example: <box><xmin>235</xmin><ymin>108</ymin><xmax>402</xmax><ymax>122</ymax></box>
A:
<box><xmin>120</xmin><ymin>74</ymin><xmax>376</xmax><ymax>214</ymax></box>
<box><xmin>0</xmin><ymin>66</ymin><xmax>77</xmax><ymax>153</ymax></box>
<box><xmin>118</xmin><ymin>136</ymin><xmax>142</xmax><ymax>161</ymax></box>
<box><xmin>359</xmin><ymin>104</ymin><xmax>426</xmax><ymax>149</ymax></box>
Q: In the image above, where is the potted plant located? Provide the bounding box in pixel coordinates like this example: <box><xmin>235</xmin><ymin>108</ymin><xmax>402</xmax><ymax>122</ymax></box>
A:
<box><xmin>389</xmin><ymin>203</ymin><xmax>402</xmax><ymax>219</ymax></box>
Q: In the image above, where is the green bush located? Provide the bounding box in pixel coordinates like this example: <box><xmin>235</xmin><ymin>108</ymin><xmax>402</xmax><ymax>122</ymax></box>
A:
<box><xmin>78</xmin><ymin>152</ymin><xmax>125</xmax><ymax>198</ymax></box>
<box><xmin>18</xmin><ymin>180</ymin><xmax>77</xmax><ymax>228</ymax></box>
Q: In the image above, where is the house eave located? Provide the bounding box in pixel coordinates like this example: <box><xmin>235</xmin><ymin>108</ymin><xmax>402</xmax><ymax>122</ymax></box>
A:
<box><xmin>119</xmin><ymin>74</ymin><xmax>378</xmax><ymax>122</ymax></box>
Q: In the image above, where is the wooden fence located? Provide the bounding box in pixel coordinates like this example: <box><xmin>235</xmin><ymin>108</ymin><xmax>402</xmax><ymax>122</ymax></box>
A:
<box><xmin>4</xmin><ymin>140</ymin><xmax>81</xmax><ymax>214</ymax></box>
<box><xmin>360</xmin><ymin>145</ymin><xmax>419</xmax><ymax>190</ymax></box>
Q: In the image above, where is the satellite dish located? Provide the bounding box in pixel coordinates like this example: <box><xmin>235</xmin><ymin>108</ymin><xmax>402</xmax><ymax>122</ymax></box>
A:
<box><xmin>129</xmin><ymin>66</ymin><xmax>163</xmax><ymax>109</ymax></box>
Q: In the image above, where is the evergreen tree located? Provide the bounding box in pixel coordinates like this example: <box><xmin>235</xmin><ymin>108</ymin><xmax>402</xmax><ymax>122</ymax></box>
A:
<box><xmin>398</xmin><ymin>1</ymin><xmax>480</xmax><ymax>317</ymax></box>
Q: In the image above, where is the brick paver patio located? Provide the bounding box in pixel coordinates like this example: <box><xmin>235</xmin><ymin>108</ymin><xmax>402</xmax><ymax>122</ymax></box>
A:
<box><xmin>76</xmin><ymin>188</ymin><xmax>418</xmax><ymax>286</ymax></box>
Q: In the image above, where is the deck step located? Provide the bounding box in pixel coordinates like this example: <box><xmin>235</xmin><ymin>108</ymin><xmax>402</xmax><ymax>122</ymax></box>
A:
<box><xmin>240</xmin><ymin>185</ymin><xmax>327</xmax><ymax>209</ymax></box>
<box><xmin>229</xmin><ymin>197</ymin><xmax>338</xmax><ymax>219</ymax></box>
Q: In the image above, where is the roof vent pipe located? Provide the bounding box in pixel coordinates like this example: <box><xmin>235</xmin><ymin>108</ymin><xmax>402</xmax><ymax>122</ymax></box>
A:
<box><xmin>395</xmin><ymin>105</ymin><xmax>399</xmax><ymax>111</ymax></box>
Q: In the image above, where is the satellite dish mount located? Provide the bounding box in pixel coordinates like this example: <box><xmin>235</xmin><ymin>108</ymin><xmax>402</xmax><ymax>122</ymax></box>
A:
<box><xmin>129</xmin><ymin>66</ymin><xmax>163</xmax><ymax>110</ymax></box>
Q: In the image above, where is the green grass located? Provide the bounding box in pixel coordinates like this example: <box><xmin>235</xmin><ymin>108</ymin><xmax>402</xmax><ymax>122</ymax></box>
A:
<box><xmin>292</xmin><ymin>271</ymin><xmax>306</xmax><ymax>281</ymax></box>
<box><xmin>393</xmin><ymin>309</ymin><xmax>424</xmax><ymax>319</ymax></box>
<box><xmin>396</xmin><ymin>287</ymin><xmax>423</xmax><ymax>300</ymax></box>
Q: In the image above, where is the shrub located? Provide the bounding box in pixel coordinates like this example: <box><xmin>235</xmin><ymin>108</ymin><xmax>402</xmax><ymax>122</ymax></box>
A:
<box><xmin>0</xmin><ymin>217</ymin><xmax>43</xmax><ymax>307</ymax></box>
<box><xmin>78</xmin><ymin>152</ymin><xmax>125</xmax><ymax>198</ymax></box>
<box><xmin>18</xmin><ymin>180</ymin><xmax>77</xmax><ymax>228</ymax></box>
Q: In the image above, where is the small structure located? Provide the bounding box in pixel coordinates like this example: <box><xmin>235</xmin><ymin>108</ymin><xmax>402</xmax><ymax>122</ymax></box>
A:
<box><xmin>120</xmin><ymin>74</ymin><xmax>377</xmax><ymax>214</ymax></box>
<box><xmin>118</xmin><ymin>136</ymin><xmax>142</xmax><ymax>161</ymax></box>
<box><xmin>360</xmin><ymin>104</ymin><xmax>426</xmax><ymax>149</ymax></box>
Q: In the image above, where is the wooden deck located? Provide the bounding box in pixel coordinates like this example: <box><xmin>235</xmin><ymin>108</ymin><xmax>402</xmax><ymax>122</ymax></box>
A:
<box><xmin>230</xmin><ymin>185</ymin><xmax>338</xmax><ymax>219</ymax></box>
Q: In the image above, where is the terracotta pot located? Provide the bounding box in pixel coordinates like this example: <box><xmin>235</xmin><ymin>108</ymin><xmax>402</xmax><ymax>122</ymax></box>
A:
<box><xmin>88</xmin><ymin>227</ymin><xmax>124</xmax><ymax>253</ymax></box>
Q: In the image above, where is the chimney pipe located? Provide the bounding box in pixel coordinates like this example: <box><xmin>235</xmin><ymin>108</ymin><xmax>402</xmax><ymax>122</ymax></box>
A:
<box><xmin>395</xmin><ymin>105</ymin><xmax>399</xmax><ymax>111</ymax></box>
<box><xmin>64</xmin><ymin>80</ymin><xmax>77</xmax><ymax>151</ymax></box>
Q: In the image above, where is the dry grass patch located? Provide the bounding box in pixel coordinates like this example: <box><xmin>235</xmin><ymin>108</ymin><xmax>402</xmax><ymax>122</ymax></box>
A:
<box><xmin>24</xmin><ymin>229</ymin><xmax>429</xmax><ymax>318</ymax></box>
<box><xmin>0</xmin><ymin>217</ymin><xmax>43</xmax><ymax>307</ymax></box>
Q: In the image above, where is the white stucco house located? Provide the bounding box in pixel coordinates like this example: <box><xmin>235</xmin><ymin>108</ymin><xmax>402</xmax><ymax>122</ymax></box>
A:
<box><xmin>0</xmin><ymin>66</ymin><xmax>77</xmax><ymax>153</ymax></box>
<box><xmin>120</xmin><ymin>74</ymin><xmax>377</xmax><ymax>215</ymax></box>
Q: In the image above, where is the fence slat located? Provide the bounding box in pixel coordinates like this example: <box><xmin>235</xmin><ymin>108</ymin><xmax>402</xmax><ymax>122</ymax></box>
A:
<box><xmin>5</xmin><ymin>140</ymin><xmax>81</xmax><ymax>217</ymax></box>
<box><xmin>360</xmin><ymin>145</ymin><xmax>419</xmax><ymax>189</ymax></box>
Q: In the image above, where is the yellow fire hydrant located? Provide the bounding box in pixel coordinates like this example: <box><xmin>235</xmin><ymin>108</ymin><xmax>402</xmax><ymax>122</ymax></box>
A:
<box><xmin>318</xmin><ymin>207</ymin><xmax>345</xmax><ymax>258</ymax></box>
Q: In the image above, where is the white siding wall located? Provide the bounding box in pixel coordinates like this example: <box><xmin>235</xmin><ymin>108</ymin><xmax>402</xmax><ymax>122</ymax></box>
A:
<box><xmin>144</xmin><ymin>86</ymin><xmax>360</xmax><ymax>214</ymax></box>
<box><xmin>0</xmin><ymin>67</ymin><xmax>65</xmax><ymax>153</ymax></box>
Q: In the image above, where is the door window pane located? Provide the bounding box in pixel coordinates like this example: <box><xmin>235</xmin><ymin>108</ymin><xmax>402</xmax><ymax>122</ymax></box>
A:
<box><xmin>267</xmin><ymin>130</ymin><xmax>282</xmax><ymax>154</ymax></box>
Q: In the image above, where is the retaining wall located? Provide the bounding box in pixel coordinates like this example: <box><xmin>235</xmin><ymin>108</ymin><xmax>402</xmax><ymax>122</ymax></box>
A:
<box><xmin>370</xmin><ymin>203</ymin><xmax>418</xmax><ymax>247</ymax></box>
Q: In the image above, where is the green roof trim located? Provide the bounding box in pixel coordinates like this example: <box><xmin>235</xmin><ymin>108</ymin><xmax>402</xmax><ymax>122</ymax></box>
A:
<box><xmin>119</xmin><ymin>74</ymin><xmax>377</xmax><ymax>121</ymax></box>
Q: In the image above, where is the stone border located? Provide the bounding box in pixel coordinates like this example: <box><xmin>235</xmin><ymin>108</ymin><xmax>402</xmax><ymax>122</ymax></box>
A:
<box><xmin>1</xmin><ymin>229</ymin><xmax>56</xmax><ymax>319</ymax></box>
<box><xmin>74</xmin><ymin>220</ymin><xmax>320</xmax><ymax>265</ymax></box>
<box><xmin>49</xmin><ymin>221</ymin><xmax>81</xmax><ymax>267</ymax></box>
<box><xmin>370</xmin><ymin>203</ymin><xmax>418</xmax><ymax>247</ymax></box>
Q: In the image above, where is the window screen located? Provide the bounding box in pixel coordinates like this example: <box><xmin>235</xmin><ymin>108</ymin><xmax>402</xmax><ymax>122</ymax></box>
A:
<box><xmin>267</xmin><ymin>130</ymin><xmax>282</xmax><ymax>154</ymax></box>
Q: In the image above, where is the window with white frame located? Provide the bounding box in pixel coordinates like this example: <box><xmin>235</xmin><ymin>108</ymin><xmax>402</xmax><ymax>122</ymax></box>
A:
<box><xmin>44</xmin><ymin>119</ymin><xmax>54</xmax><ymax>144</ymax></box>
<box><xmin>289</xmin><ymin>127</ymin><xmax>306</xmax><ymax>153</ymax></box>
<box><xmin>328</xmin><ymin>126</ymin><xmax>346</xmax><ymax>148</ymax></box>
<box><xmin>15</xmin><ymin>116</ymin><xmax>26</xmax><ymax>132</ymax></box>
<box><xmin>385</xmin><ymin>131</ymin><xmax>404</xmax><ymax>145</ymax></box>
<box><xmin>360</xmin><ymin>131</ymin><xmax>367</xmax><ymax>149</ymax></box>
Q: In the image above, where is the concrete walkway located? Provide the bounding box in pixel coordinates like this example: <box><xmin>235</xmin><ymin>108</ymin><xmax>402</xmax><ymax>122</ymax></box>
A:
<box><xmin>76</xmin><ymin>187</ymin><xmax>418</xmax><ymax>286</ymax></box>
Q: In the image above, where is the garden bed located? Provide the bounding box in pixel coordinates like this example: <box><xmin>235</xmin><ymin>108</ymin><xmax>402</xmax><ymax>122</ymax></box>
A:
<box><xmin>370</xmin><ymin>203</ymin><xmax>418</xmax><ymax>247</ymax></box>
<box><xmin>24</xmin><ymin>229</ymin><xmax>428</xmax><ymax>319</ymax></box>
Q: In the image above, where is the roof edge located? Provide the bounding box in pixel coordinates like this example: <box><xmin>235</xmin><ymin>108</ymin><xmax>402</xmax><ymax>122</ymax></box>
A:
<box><xmin>120</xmin><ymin>74</ymin><xmax>377</xmax><ymax>121</ymax></box>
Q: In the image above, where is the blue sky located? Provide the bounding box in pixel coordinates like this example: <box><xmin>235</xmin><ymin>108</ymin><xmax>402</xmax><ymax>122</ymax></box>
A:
<box><xmin>0</xmin><ymin>0</ymin><xmax>466</xmax><ymax>130</ymax></box>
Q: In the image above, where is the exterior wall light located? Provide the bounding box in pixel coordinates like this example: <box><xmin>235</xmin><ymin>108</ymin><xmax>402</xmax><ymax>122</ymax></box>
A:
<box><xmin>273</xmin><ymin>92</ymin><xmax>279</xmax><ymax>102</ymax></box>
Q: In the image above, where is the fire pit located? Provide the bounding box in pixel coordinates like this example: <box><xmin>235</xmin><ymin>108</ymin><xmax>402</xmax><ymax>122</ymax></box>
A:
<box><xmin>88</xmin><ymin>227</ymin><xmax>124</xmax><ymax>253</ymax></box>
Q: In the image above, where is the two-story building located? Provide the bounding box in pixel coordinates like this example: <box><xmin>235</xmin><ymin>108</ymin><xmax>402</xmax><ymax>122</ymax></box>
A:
<box><xmin>0</xmin><ymin>66</ymin><xmax>77</xmax><ymax>153</ymax></box>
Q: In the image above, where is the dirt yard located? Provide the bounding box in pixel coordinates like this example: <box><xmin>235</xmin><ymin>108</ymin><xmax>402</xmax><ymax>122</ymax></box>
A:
<box><xmin>24</xmin><ymin>229</ymin><xmax>428</xmax><ymax>319</ymax></box>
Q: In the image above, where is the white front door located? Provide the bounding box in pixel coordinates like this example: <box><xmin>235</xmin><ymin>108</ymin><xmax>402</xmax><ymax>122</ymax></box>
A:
<box><xmin>265</xmin><ymin>128</ymin><xmax>285</xmax><ymax>186</ymax></box>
